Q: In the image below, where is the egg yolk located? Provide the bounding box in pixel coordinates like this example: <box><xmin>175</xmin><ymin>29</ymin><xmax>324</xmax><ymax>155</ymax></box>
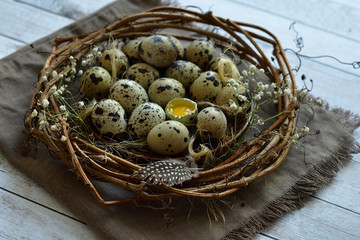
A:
<box><xmin>170</xmin><ymin>105</ymin><xmax>193</xmax><ymax>116</ymax></box>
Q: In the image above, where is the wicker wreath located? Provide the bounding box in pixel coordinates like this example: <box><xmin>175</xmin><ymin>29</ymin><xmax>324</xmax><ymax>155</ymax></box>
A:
<box><xmin>24</xmin><ymin>6</ymin><xmax>298</xmax><ymax>205</ymax></box>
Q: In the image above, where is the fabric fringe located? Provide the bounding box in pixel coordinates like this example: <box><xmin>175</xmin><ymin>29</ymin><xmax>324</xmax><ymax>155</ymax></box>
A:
<box><xmin>222</xmin><ymin>108</ymin><xmax>360</xmax><ymax>240</ymax></box>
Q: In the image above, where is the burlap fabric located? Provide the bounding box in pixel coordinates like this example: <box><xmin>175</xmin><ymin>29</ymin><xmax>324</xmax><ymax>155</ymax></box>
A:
<box><xmin>0</xmin><ymin>1</ymin><xmax>359</xmax><ymax>239</ymax></box>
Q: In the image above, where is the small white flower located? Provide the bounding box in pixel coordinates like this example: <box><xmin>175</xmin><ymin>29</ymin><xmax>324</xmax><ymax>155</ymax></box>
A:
<box><xmin>307</xmin><ymin>97</ymin><xmax>312</xmax><ymax>102</ymax></box>
<box><xmin>242</xmin><ymin>70</ymin><xmax>248</xmax><ymax>77</ymax></box>
<box><xmin>273</xmin><ymin>99</ymin><xmax>279</xmax><ymax>104</ymax></box>
<box><xmin>39</xmin><ymin>120</ymin><xmax>46</xmax><ymax>126</ymax></box>
<box><xmin>51</xmin><ymin>70</ymin><xmax>57</xmax><ymax>78</ymax></box>
<box><xmin>316</xmin><ymin>98</ymin><xmax>322</xmax><ymax>105</ymax></box>
<box><xmin>271</xmin><ymin>82</ymin><xmax>277</xmax><ymax>89</ymax></box>
<box><xmin>59</xmin><ymin>73</ymin><xmax>64</xmax><ymax>79</ymax></box>
<box><xmin>71</xmin><ymin>67</ymin><xmax>76</xmax><ymax>75</ymax></box>
<box><xmin>96</xmin><ymin>51</ymin><xmax>102</xmax><ymax>57</ymax></box>
<box><xmin>292</xmin><ymin>96</ymin><xmax>297</xmax><ymax>102</ymax></box>
<box><xmin>50</xmin><ymin>125</ymin><xmax>58</xmax><ymax>131</ymax></box>
<box><xmin>78</xmin><ymin>101</ymin><xmax>85</xmax><ymax>108</ymax></box>
<box><xmin>254</xmin><ymin>94</ymin><xmax>261</xmax><ymax>101</ymax></box>
<box><xmin>61</xmin><ymin>135</ymin><xmax>67</xmax><ymax>142</ymax></box>
<box><xmin>284</xmin><ymin>76</ymin><xmax>290</xmax><ymax>84</ymax></box>
<box><xmin>283</xmin><ymin>87</ymin><xmax>291</xmax><ymax>96</ymax></box>
<box><xmin>299</xmin><ymin>89</ymin><xmax>308</xmax><ymax>98</ymax></box>
<box><xmin>263</xmin><ymin>84</ymin><xmax>269</xmax><ymax>90</ymax></box>
<box><xmin>249</xmin><ymin>64</ymin><xmax>256</xmax><ymax>72</ymax></box>
<box><xmin>50</xmin><ymin>85</ymin><xmax>57</xmax><ymax>92</ymax></box>
<box><xmin>303</xmin><ymin>126</ymin><xmax>310</xmax><ymax>133</ymax></box>
<box><xmin>31</xmin><ymin>109</ymin><xmax>38</xmax><ymax>118</ymax></box>
<box><xmin>81</xmin><ymin>60</ymin><xmax>87</xmax><ymax>66</ymax></box>
<box><xmin>92</xmin><ymin>47</ymin><xmax>99</xmax><ymax>53</ymax></box>
<box><xmin>87</xmin><ymin>54</ymin><xmax>94</xmax><ymax>60</ymax></box>
<box><xmin>293</xmin><ymin>133</ymin><xmax>300</xmax><ymax>140</ymax></box>
<box><xmin>69</xmin><ymin>56</ymin><xmax>74</xmax><ymax>61</ymax></box>
<box><xmin>64</xmin><ymin>77</ymin><xmax>71</xmax><ymax>82</ymax></box>
<box><xmin>258</xmin><ymin>119</ymin><xmax>264</xmax><ymax>125</ymax></box>
<box><xmin>71</xmin><ymin>62</ymin><xmax>77</xmax><ymax>67</ymax></box>
<box><xmin>237</xmin><ymin>94</ymin><xmax>247</xmax><ymax>102</ymax></box>
<box><xmin>229</xmin><ymin>102</ymin><xmax>238</xmax><ymax>111</ymax></box>
<box><xmin>266</xmin><ymin>91</ymin><xmax>273</xmax><ymax>97</ymax></box>
<box><xmin>59</xmin><ymin>105</ymin><xmax>66</xmax><ymax>111</ymax></box>
<box><xmin>259</xmin><ymin>68</ymin><xmax>265</xmax><ymax>74</ymax></box>
<box><xmin>78</xmin><ymin>70</ymin><xmax>83</xmax><ymax>76</ymax></box>
<box><xmin>41</xmin><ymin>76</ymin><xmax>48</xmax><ymax>81</ymax></box>
<box><xmin>42</xmin><ymin>99</ymin><xmax>50</xmax><ymax>108</ymax></box>
<box><xmin>291</xmin><ymin>139</ymin><xmax>297</xmax><ymax>145</ymax></box>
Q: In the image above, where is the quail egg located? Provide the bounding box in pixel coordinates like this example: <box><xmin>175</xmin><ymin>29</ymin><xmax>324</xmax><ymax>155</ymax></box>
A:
<box><xmin>91</xmin><ymin>99</ymin><xmax>127</xmax><ymax>136</ymax></box>
<box><xmin>169</xmin><ymin>36</ymin><xmax>185</xmax><ymax>59</ymax></box>
<box><xmin>148</xmin><ymin>78</ymin><xmax>186</xmax><ymax>108</ymax></box>
<box><xmin>138</xmin><ymin>35</ymin><xmax>179</xmax><ymax>68</ymax></box>
<box><xmin>109</xmin><ymin>79</ymin><xmax>149</xmax><ymax>115</ymax></box>
<box><xmin>165</xmin><ymin>60</ymin><xmax>202</xmax><ymax>88</ymax></box>
<box><xmin>121</xmin><ymin>39</ymin><xmax>143</xmax><ymax>65</ymax></box>
<box><xmin>185</xmin><ymin>38</ymin><xmax>216</xmax><ymax>69</ymax></box>
<box><xmin>80</xmin><ymin>66</ymin><xmax>113</xmax><ymax>99</ymax></box>
<box><xmin>216</xmin><ymin>83</ymin><xmax>247</xmax><ymax>107</ymax></box>
<box><xmin>124</xmin><ymin>63</ymin><xmax>160</xmax><ymax>90</ymax></box>
<box><xmin>97</xmin><ymin>48</ymin><xmax>129</xmax><ymax>77</ymax></box>
<box><xmin>127</xmin><ymin>102</ymin><xmax>166</xmax><ymax>139</ymax></box>
<box><xmin>147</xmin><ymin>120</ymin><xmax>190</xmax><ymax>156</ymax></box>
<box><xmin>165</xmin><ymin>98</ymin><xmax>198</xmax><ymax>125</ymax></box>
<box><xmin>196</xmin><ymin>107</ymin><xmax>227</xmax><ymax>139</ymax></box>
<box><xmin>189</xmin><ymin>71</ymin><xmax>223</xmax><ymax>102</ymax></box>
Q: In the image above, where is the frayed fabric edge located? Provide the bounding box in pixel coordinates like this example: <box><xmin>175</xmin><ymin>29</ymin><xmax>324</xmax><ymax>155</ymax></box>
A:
<box><xmin>222</xmin><ymin>108</ymin><xmax>360</xmax><ymax>240</ymax></box>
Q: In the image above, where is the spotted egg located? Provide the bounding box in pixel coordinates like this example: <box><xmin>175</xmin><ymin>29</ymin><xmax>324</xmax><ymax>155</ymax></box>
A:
<box><xmin>91</xmin><ymin>99</ymin><xmax>127</xmax><ymax>136</ymax></box>
<box><xmin>185</xmin><ymin>38</ymin><xmax>216</xmax><ymax>69</ymax></box>
<box><xmin>189</xmin><ymin>71</ymin><xmax>223</xmax><ymax>102</ymax></box>
<box><xmin>80</xmin><ymin>66</ymin><xmax>113</xmax><ymax>99</ymax></box>
<box><xmin>97</xmin><ymin>48</ymin><xmax>129</xmax><ymax>77</ymax></box>
<box><xmin>165</xmin><ymin>60</ymin><xmax>202</xmax><ymax>88</ymax></box>
<box><xmin>138</xmin><ymin>35</ymin><xmax>179</xmax><ymax>68</ymax></box>
<box><xmin>124</xmin><ymin>63</ymin><xmax>160</xmax><ymax>90</ymax></box>
<box><xmin>127</xmin><ymin>102</ymin><xmax>166</xmax><ymax>139</ymax></box>
<box><xmin>121</xmin><ymin>38</ymin><xmax>143</xmax><ymax>65</ymax></box>
<box><xmin>147</xmin><ymin>120</ymin><xmax>190</xmax><ymax>156</ymax></box>
<box><xmin>196</xmin><ymin>107</ymin><xmax>227</xmax><ymax>139</ymax></box>
<box><xmin>109</xmin><ymin>79</ymin><xmax>149</xmax><ymax>115</ymax></box>
<box><xmin>148</xmin><ymin>78</ymin><xmax>186</xmax><ymax>108</ymax></box>
<box><xmin>216</xmin><ymin>83</ymin><xmax>247</xmax><ymax>107</ymax></box>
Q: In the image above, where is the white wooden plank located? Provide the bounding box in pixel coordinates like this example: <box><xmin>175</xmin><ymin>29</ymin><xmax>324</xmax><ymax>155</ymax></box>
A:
<box><xmin>0</xmin><ymin>0</ymin><xmax>73</xmax><ymax>44</ymax></box>
<box><xmin>177</xmin><ymin>0</ymin><xmax>360</xmax><ymax>76</ymax></box>
<box><xmin>229</xmin><ymin>0</ymin><xmax>360</xmax><ymax>41</ymax></box>
<box><xmin>0</xmin><ymin>154</ymin><xmax>80</xmax><ymax>220</ymax></box>
<box><xmin>331</xmin><ymin>0</ymin><xmax>360</xmax><ymax>10</ymax></box>
<box><xmin>0</xmin><ymin>189</ymin><xmax>99</xmax><ymax>240</ymax></box>
<box><xmin>0</xmin><ymin>35</ymin><xmax>25</xmax><ymax>59</ymax></box>
<box><xmin>16</xmin><ymin>0</ymin><xmax>116</xmax><ymax>20</ymax></box>
<box><xmin>261</xmin><ymin>197</ymin><xmax>360</xmax><ymax>239</ymax></box>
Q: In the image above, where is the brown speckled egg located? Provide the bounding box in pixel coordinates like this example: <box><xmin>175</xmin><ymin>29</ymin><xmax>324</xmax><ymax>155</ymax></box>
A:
<box><xmin>127</xmin><ymin>102</ymin><xmax>166</xmax><ymax>139</ymax></box>
<box><xmin>196</xmin><ymin>107</ymin><xmax>227</xmax><ymax>139</ymax></box>
<box><xmin>185</xmin><ymin>38</ymin><xmax>216</xmax><ymax>69</ymax></box>
<box><xmin>97</xmin><ymin>48</ymin><xmax>129</xmax><ymax>77</ymax></box>
<box><xmin>138</xmin><ymin>35</ymin><xmax>179</xmax><ymax>68</ymax></box>
<box><xmin>189</xmin><ymin>71</ymin><xmax>222</xmax><ymax>102</ymax></box>
<box><xmin>148</xmin><ymin>78</ymin><xmax>186</xmax><ymax>108</ymax></box>
<box><xmin>121</xmin><ymin>39</ymin><xmax>143</xmax><ymax>65</ymax></box>
<box><xmin>80</xmin><ymin>66</ymin><xmax>113</xmax><ymax>99</ymax></box>
<box><xmin>124</xmin><ymin>63</ymin><xmax>160</xmax><ymax>90</ymax></box>
<box><xmin>109</xmin><ymin>79</ymin><xmax>149</xmax><ymax>115</ymax></box>
<box><xmin>147</xmin><ymin>120</ymin><xmax>190</xmax><ymax>155</ymax></box>
<box><xmin>91</xmin><ymin>99</ymin><xmax>127</xmax><ymax>136</ymax></box>
<box><xmin>165</xmin><ymin>60</ymin><xmax>202</xmax><ymax>88</ymax></box>
<box><xmin>216</xmin><ymin>84</ymin><xmax>247</xmax><ymax>107</ymax></box>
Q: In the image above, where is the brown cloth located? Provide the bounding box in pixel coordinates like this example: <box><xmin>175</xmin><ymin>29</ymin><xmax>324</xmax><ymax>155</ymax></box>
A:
<box><xmin>0</xmin><ymin>1</ymin><xmax>359</xmax><ymax>239</ymax></box>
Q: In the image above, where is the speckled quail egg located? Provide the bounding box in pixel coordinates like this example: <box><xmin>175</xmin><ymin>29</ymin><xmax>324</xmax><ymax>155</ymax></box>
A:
<box><xmin>124</xmin><ymin>63</ymin><xmax>160</xmax><ymax>90</ymax></box>
<box><xmin>138</xmin><ymin>35</ymin><xmax>179</xmax><ymax>68</ymax></box>
<box><xmin>185</xmin><ymin>38</ymin><xmax>216</xmax><ymax>69</ymax></box>
<box><xmin>127</xmin><ymin>102</ymin><xmax>166</xmax><ymax>139</ymax></box>
<box><xmin>169</xmin><ymin>36</ymin><xmax>185</xmax><ymax>59</ymax></box>
<box><xmin>147</xmin><ymin>120</ymin><xmax>190</xmax><ymax>156</ymax></box>
<box><xmin>80</xmin><ymin>66</ymin><xmax>113</xmax><ymax>99</ymax></box>
<box><xmin>196</xmin><ymin>107</ymin><xmax>227</xmax><ymax>139</ymax></box>
<box><xmin>189</xmin><ymin>71</ymin><xmax>223</xmax><ymax>102</ymax></box>
<box><xmin>91</xmin><ymin>99</ymin><xmax>127</xmax><ymax>136</ymax></box>
<box><xmin>121</xmin><ymin>39</ymin><xmax>143</xmax><ymax>65</ymax></box>
<box><xmin>216</xmin><ymin>83</ymin><xmax>247</xmax><ymax>107</ymax></box>
<box><xmin>109</xmin><ymin>79</ymin><xmax>149</xmax><ymax>115</ymax></box>
<box><xmin>148</xmin><ymin>78</ymin><xmax>186</xmax><ymax>108</ymax></box>
<box><xmin>165</xmin><ymin>60</ymin><xmax>202</xmax><ymax>88</ymax></box>
<box><xmin>97</xmin><ymin>48</ymin><xmax>129</xmax><ymax>77</ymax></box>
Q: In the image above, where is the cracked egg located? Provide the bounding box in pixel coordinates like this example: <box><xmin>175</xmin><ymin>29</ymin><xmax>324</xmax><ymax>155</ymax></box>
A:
<box><xmin>165</xmin><ymin>98</ymin><xmax>198</xmax><ymax>125</ymax></box>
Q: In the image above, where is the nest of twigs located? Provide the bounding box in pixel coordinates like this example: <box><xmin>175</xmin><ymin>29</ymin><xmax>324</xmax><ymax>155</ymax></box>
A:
<box><xmin>24</xmin><ymin>6</ymin><xmax>298</xmax><ymax>205</ymax></box>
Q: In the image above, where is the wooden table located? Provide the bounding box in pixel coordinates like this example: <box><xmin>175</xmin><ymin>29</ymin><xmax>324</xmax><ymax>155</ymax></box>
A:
<box><xmin>1</xmin><ymin>0</ymin><xmax>359</xmax><ymax>239</ymax></box>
